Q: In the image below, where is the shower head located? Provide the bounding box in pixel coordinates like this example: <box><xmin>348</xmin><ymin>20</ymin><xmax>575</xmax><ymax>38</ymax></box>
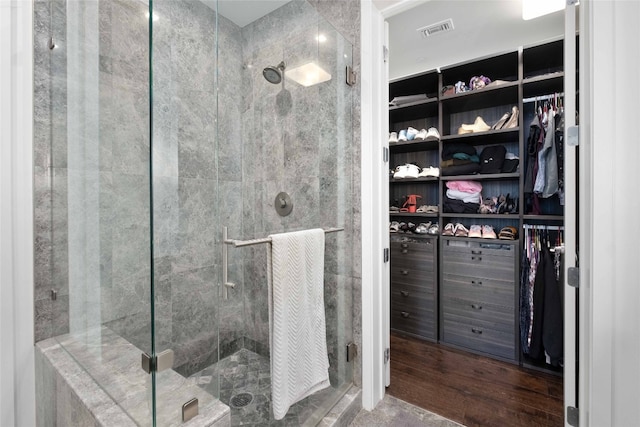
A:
<box><xmin>263</xmin><ymin>61</ymin><xmax>285</xmax><ymax>84</ymax></box>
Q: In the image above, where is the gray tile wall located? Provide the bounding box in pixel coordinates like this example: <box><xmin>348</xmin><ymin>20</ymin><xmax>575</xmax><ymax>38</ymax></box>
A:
<box><xmin>34</xmin><ymin>0</ymin><xmax>361</xmax><ymax>390</ymax></box>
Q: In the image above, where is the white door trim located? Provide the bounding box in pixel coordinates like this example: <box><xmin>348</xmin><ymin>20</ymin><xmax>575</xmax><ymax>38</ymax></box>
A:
<box><xmin>0</xmin><ymin>1</ymin><xmax>36</xmax><ymax>426</ymax></box>
<box><xmin>360</xmin><ymin>0</ymin><xmax>387</xmax><ymax>411</ymax></box>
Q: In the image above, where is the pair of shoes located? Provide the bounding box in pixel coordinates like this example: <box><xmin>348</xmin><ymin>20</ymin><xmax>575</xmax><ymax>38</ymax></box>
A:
<box><xmin>426</xmin><ymin>223</ymin><xmax>439</xmax><ymax>235</ymax></box>
<box><xmin>393</xmin><ymin>164</ymin><xmax>420</xmax><ymax>179</ymax></box>
<box><xmin>468</xmin><ymin>224</ymin><xmax>497</xmax><ymax>239</ymax></box>
<box><xmin>418</xmin><ymin>166</ymin><xmax>440</xmax><ymax>177</ymax></box>
<box><xmin>498</xmin><ymin>226</ymin><xmax>518</xmax><ymax>240</ymax></box>
<box><xmin>419</xmin><ymin>127</ymin><xmax>440</xmax><ymax>141</ymax></box>
<box><xmin>442</xmin><ymin>222</ymin><xmax>469</xmax><ymax>237</ymax></box>
<box><xmin>397</xmin><ymin>127</ymin><xmax>420</xmax><ymax>142</ymax></box>
<box><xmin>458</xmin><ymin>116</ymin><xmax>491</xmax><ymax>134</ymax></box>
<box><xmin>416</xmin><ymin>205</ymin><xmax>438</xmax><ymax>213</ymax></box>
<box><xmin>493</xmin><ymin>106</ymin><xmax>519</xmax><ymax>130</ymax></box>
<box><xmin>414</xmin><ymin>222</ymin><xmax>432</xmax><ymax>234</ymax></box>
<box><xmin>389</xmin><ymin>221</ymin><xmax>400</xmax><ymax>233</ymax></box>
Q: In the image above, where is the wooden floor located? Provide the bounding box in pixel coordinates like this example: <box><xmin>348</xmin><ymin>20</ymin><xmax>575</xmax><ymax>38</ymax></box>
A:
<box><xmin>387</xmin><ymin>333</ymin><xmax>564</xmax><ymax>427</ymax></box>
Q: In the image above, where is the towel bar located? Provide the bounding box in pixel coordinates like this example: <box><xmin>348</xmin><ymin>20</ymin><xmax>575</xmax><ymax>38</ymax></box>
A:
<box><xmin>224</xmin><ymin>227</ymin><xmax>343</xmax><ymax>248</ymax></box>
<box><xmin>221</xmin><ymin>226</ymin><xmax>344</xmax><ymax>299</ymax></box>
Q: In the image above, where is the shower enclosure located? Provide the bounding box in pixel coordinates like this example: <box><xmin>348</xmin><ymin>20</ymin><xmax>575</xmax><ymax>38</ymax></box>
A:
<box><xmin>33</xmin><ymin>0</ymin><xmax>356</xmax><ymax>425</ymax></box>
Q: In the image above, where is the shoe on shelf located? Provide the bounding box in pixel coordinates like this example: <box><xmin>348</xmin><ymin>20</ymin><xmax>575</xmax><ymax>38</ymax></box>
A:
<box><xmin>414</xmin><ymin>222</ymin><xmax>432</xmax><ymax>234</ymax></box>
<box><xmin>424</xmin><ymin>205</ymin><xmax>438</xmax><ymax>213</ymax></box>
<box><xmin>442</xmin><ymin>223</ymin><xmax>456</xmax><ymax>236</ymax></box>
<box><xmin>503</xmin><ymin>106</ymin><xmax>519</xmax><ymax>129</ymax></box>
<box><xmin>414</xmin><ymin>128</ymin><xmax>427</xmax><ymax>140</ymax></box>
<box><xmin>403</xmin><ymin>164</ymin><xmax>420</xmax><ymax>179</ymax></box>
<box><xmin>424</xmin><ymin>127</ymin><xmax>441</xmax><ymax>141</ymax></box>
<box><xmin>398</xmin><ymin>129</ymin><xmax>408</xmax><ymax>141</ymax></box>
<box><xmin>427</xmin><ymin>223</ymin><xmax>440</xmax><ymax>235</ymax></box>
<box><xmin>498</xmin><ymin>226</ymin><xmax>518</xmax><ymax>240</ymax></box>
<box><xmin>491</xmin><ymin>112</ymin><xmax>511</xmax><ymax>130</ymax></box>
<box><xmin>459</xmin><ymin>116</ymin><xmax>491</xmax><ymax>133</ymax></box>
<box><xmin>468</xmin><ymin>224</ymin><xmax>482</xmax><ymax>238</ymax></box>
<box><xmin>482</xmin><ymin>225</ymin><xmax>497</xmax><ymax>239</ymax></box>
<box><xmin>393</xmin><ymin>165</ymin><xmax>408</xmax><ymax>179</ymax></box>
<box><xmin>389</xmin><ymin>221</ymin><xmax>400</xmax><ymax>233</ymax></box>
<box><xmin>454</xmin><ymin>223</ymin><xmax>469</xmax><ymax>237</ymax></box>
<box><xmin>406</xmin><ymin>127</ymin><xmax>419</xmax><ymax>141</ymax></box>
<box><xmin>389</xmin><ymin>132</ymin><xmax>398</xmax><ymax>144</ymax></box>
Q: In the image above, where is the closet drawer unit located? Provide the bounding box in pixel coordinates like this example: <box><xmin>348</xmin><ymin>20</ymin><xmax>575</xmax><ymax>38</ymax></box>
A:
<box><xmin>392</xmin><ymin>282</ymin><xmax>435</xmax><ymax>309</ymax></box>
<box><xmin>391</xmin><ymin>266</ymin><xmax>435</xmax><ymax>288</ymax></box>
<box><xmin>442</xmin><ymin>273</ymin><xmax>515</xmax><ymax>307</ymax></box>
<box><xmin>441</xmin><ymin>296</ymin><xmax>513</xmax><ymax>331</ymax></box>
<box><xmin>441</xmin><ymin>239</ymin><xmax>517</xmax><ymax>259</ymax></box>
<box><xmin>441</xmin><ymin>317</ymin><xmax>516</xmax><ymax>360</ymax></box>
<box><xmin>391</xmin><ymin>305</ymin><xmax>437</xmax><ymax>340</ymax></box>
<box><xmin>441</xmin><ymin>255</ymin><xmax>515</xmax><ymax>282</ymax></box>
<box><xmin>390</xmin><ymin>240</ymin><xmax>435</xmax><ymax>272</ymax></box>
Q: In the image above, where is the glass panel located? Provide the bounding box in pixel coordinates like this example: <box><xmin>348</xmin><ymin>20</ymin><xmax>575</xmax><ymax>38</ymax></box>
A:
<box><xmin>36</xmin><ymin>0</ymin><xmax>155</xmax><ymax>424</ymax></box>
<box><xmin>150</xmin><ymin>0</ymin><xmax>222</xmax><ymax>424</ymax></box>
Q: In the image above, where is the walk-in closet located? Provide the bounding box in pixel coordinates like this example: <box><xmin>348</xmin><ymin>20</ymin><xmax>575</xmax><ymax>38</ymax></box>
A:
<box><xmin>382</xmin><ymin>1</ymin><xmax>576</xmax><ymax>425</ymax></box>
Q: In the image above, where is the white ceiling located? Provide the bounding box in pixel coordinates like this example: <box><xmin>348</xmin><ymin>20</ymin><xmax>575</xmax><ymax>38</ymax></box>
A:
<box><xmin>378</xmin><ymin>0</ymin><xmax>566</xmax><ymax>81</ymax></box>
<box><xmin>203</xmin><ymin>0</ymin><xmax>291</xmax><ymax>28</ymax></box>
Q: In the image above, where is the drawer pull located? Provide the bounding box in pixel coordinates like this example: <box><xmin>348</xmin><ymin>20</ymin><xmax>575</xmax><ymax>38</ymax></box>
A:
<box><xmin>471</xmin><ymin>256</ymin><xmax>482</xmax><ymax>261</ymax></box>
<box><xmin>401</xmin><ymin>243</ymin><xmax>409</xmax><ymax>249</ymax></box>
<box><xmin>471</xmin><ymin>304</ymin><xmax>483</xmax><ymax>310</ymax></box>
<box><xmin>471</xmin><ymin>327</ymin><xmax>483</xmax><ymax>334</ymax></box>
<box><xmin>401</xmin><ymin>249</ymin><xmax>408</xmax><ymax>254</ymax></box>
<box><xmin>471</xmin><ymin>250</ymin><xmax>482</xmax><ymax>255</ymax></box>
<box><xmin>471</xmin><ymin>280</ymin><xmax>483</xmax><ymax>286</ymax></box>
<box><xmin>401</xmin><ymin>311</ymin><xmax>410</xmax><ymax>318</ymax></box>
<box><xmin>400</xmin><ymin>270</ymin><xmax>409</xmax><ymax>275</ymax></box>
<box><xmin>400</xmin><ymin>291</ymin><xmax>410</xmax><ymax>297</ymax></box>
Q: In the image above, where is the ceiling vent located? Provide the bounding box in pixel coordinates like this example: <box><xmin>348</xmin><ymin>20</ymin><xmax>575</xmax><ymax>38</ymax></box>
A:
<box><xmin>417</xmin><ymin>18</ymin><xmax>454</xmax><ymax>38</ymax></box>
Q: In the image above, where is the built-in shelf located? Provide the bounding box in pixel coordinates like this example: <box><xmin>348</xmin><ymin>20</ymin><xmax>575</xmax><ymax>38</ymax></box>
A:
<box><xmin>522</xmin><ymin>215</ymin><xmax>564</xmax><ymax>221</ymax></box>
<box><xmin>390</xmin><ymin>212</ymin><xmax>439</xmax><ymax>218</ymax></box>
<box><xmin>440</xmin><ymin>173</ymin><xmax>519</xmax><ymax>181</ymax></box>
<box><xmin>389</xmin><ymin>97</ymin><xmax>438</xmax><ymax>110</ymax></box>
<box><xmin>389</xmin><ymin>139</ymin><xmax>440</xmax><ymax>152</ymax></box>
<box><xmin>389</xmin><ymin>177</ymin><xmax>439</xmax><ymax>183</ymax></box>
<box><xmin>440</xmin><ymin>127</ymin><xmax>519</xmax><ymax>144</ymax></box>
<box><xmin>439</xmin><ymin>80</ymin><xmax>520</xmax><ymax>101</ymax></box>
<box><xmin>440</xmin><ymin>213</ymin><xmax>520</xmax><ymax>219</ymax></box>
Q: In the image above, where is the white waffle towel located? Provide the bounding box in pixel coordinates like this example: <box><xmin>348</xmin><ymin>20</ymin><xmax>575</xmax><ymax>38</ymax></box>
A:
<box><xmin>267</xmin><ymin>229</ymin><xmax>330</xmax><ymax>420</ymax></box>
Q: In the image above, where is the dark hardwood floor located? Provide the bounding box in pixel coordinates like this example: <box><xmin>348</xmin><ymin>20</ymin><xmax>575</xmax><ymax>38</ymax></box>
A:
<box><xmin>386</xmin><ymin>333</ymin><xmax>564</xmax><ymax>427</ymax></box>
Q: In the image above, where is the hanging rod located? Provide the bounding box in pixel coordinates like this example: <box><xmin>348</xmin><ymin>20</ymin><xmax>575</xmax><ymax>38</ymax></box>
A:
<box><xmin>522</xmin><ymin>92</ymin><xmax>565</xmax><ymax>103</ymax></box>
<box><xmin>522</xmin><ymin>224</ymin><xmax>565</xmax><ymax>231</ymax></box>
<box><xmin>224</xmin><ymin>227</ymin><xmax>344</xmax><ymax>248</ymax></box>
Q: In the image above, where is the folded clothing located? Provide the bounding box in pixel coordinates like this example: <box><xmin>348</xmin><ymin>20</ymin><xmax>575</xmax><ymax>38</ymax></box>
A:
<box><xmin>446</xmin><ymin>180</ymin><xmax>483</xmax><ymax>193</ymax></box>
<box><xmin>442</xmin><ymin>142</ymin><xmax>476</xmax><ymax>160</ymax></box>
<box><xmin>443</xmin><ymin>196</ymin><xmax>480</xmax><ymax>214</ymax></box>
<box><xmin>452</xmin><ymin>153</ymin><xmax>480</xmax><ymax>162</ymax></box>
<box><xmin>446</xmin><ymin>189</ymin><xmax>481</xmax><ymax>204</ymax></box>
<box><xmin>440</xmin><ymin>163</ymin><xmax>480</xmax><ymax>176</ymax></box>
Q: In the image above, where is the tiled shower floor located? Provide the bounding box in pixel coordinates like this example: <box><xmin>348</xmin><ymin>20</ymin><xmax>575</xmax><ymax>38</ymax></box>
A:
<box><xmin>190</xmin><ymin>348</ymin><xmax>335</xmax><ymax>426</ymax></box>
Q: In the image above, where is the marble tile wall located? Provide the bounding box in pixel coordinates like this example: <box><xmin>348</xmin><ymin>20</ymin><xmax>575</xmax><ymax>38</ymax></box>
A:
<box><xmin>34</xmin><ymin>0</ymin><xmax>361</xmax><ymax>396</ymax></box>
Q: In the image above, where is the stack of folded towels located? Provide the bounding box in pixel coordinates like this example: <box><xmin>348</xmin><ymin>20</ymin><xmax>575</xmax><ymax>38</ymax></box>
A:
<box><xmin>441</xmin><ymin>142</ymin><xmax>480</xmax><ymax>176</ymax></box>
<box><xmin>443</xmin><ymin>180</ymin><xmax>482</xmax><ymax>213</ymax></box>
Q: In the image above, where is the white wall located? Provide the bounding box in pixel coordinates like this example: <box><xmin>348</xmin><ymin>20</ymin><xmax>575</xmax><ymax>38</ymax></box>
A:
<box><xmin>582</xmin><ymin>1</ymin><xmax>640</xmax><ymax>425</ymax></box>
<box><xmin>0</xmin><ymin>0</ymin><xmax>35</xmax><ymax>425</ymax></box>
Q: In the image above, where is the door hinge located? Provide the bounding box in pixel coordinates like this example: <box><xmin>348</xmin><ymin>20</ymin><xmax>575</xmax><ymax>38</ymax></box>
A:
<box><xmin>568</xmin><ymin>267</ymin><xmax>579</xmax><ymax>288</ymax></box>
<box><xmin>383</xmin><ymin>45</ymin><xmax>389</xmax><ymax>63</ymax></box>
<box><xmin>384</xmin><ymin>347</ymin><xmax>390</xmax><ymax>364</ymax></box>
<box><xmin>567</xmin><ymin>125</ymin><xmax>579</xmax><ymax>147</ymax></box>
<box><xmin>346</xmin><ymin>342</ymin><xmax>358</xmax><ymax>362</ymax></box>
<box><xmin>383</xmin><ymin>146</ymin><xmax>389</xmax><ymax>163</ymax></box>
<box><xmin>141</xmin><ymin>349</ymin><xmax>174</xmax><ymax>374</ymax></box>
<box><xmin>383</xmin><ymin>247</ymin><xmax>390</xmax><ymax>263</ymax></box>
<box><xmin>346</xmin><ymin>66</ymin><xmax>356</xmax><ymax>86</ymax></box>
<box><xmin>567</xmin><ymin>406</ymin><xmax>579</xmax><ymax>426</ymax></box>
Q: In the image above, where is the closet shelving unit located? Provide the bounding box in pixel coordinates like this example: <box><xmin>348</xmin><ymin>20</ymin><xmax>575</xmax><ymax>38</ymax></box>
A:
<box><xmin>388</xmin><ymin>38</ymin><xmax>566</xmax><ymax>371</ymax></box>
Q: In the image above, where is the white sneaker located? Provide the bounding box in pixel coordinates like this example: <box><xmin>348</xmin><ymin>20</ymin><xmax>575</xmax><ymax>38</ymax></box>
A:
<box><xmin>415</xmin><ymin>129</ymin><xmax>428</xmax><ymax>140</ymax></box>
<box><xmin>418</xmin><ymin>166</ymin><xmax>440</xmax><ymax>177</ymax></box>
<box><xmin>406</xmin><ymin>127</ymin><xmax>419</xmax><ymax>141</ymax></box>
<box><xmin>424</xmin><ymin>127</ymin><xmax>441</xmax><ymax>141</ymax></box>
<box><xmin>398</xmin><ymin>129</ymin><xmax>408</xmax><ymax>141</ymax></box>
<box><xmin>403</xmin><ymin>164</ymin><xmax>420</xmax><ymax>178</ymax></box>
<box><xmin>393</xmin><ymin>165</ymin><xmax>408</xmax><ymax>179</ymax></box>
<box><xmin>389</xmin><ymin>132</ymin><xmax>398</xmax><ymax>144</ymax></box>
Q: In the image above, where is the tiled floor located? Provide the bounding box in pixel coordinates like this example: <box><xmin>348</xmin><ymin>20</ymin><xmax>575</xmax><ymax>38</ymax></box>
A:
<box><xmin>350</xmin><ymin>395</ymin><xmax>464</xmax><ymax>427</ymax></box>
<box><xmin>190</xmin><ymin>348</ymin><xmax>336</xmax><ymax>426</ymax></box>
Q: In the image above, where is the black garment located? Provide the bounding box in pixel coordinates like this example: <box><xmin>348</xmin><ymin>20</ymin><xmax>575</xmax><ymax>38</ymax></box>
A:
<box><xmin>519</xmin><ymin>249</ymin><xmax>531</xmax><ymax>354</ymax></box>
<box><xmin>442</xmin><ymin>196</ymin><xmax>480</xmax><ymax>214</ymax></box>
<box><xmin>440</xmin><ymin>163</ymin><xmax>480</xmax><ymax>176</ymax></box>
<box><xmin>542</xmin><ymin>246</ymin><xmax>563</xmax><ymax>366</ymax></box>
<box><xmin>528</xmin><ymin>252</ymin><xmax>546</xmax><ymax>360</ymax></box>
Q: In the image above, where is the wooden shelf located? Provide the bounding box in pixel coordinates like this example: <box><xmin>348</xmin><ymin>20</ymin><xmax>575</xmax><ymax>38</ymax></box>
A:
<box><xmin>389</xmin><ymin>177</ymin><xmax>439</xmax><ymax>183</ymax></box>
<box><xmin>440</xmin><ymin>172</ymin><xmax>519</xmax><ymax>181</ymax></box>
<box><xmin>440</xmin><ymin>213</ymin><xmax>520</xmax><ymax>219</ymax></box>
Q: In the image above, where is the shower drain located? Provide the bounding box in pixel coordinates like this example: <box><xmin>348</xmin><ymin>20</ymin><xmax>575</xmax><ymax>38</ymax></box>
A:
<box><xmin>229</xmin><ymin>392</ymin><xmax>253</xmax><ymax>408</ymax></box>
